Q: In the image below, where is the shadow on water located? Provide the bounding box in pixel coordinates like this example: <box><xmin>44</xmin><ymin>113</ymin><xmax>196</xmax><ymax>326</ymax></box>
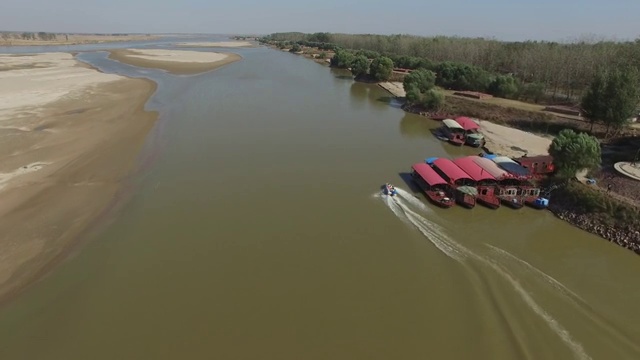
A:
<box><xmin>377</xmin><ymin>96</ymin><xmax>403</xmax><ymax>109</ymax></box>
<box><xmin>398</xmin><ymin>172</ymin><xmax>423</xmax><ymax>194</ymax></box>
<box><xmin>349</xmin><ymin>82</ymin><xmax>368</xmax><ymax>103</ymax></box>
<box><xmin>329</xmin><ymin>67</ymin><xmax>353</xmax><ymax>80</ymax></box>
<box><xmin>399</xmin><ymin>113</ymin><xmax>441</xmax><ymax>139</ymax></box>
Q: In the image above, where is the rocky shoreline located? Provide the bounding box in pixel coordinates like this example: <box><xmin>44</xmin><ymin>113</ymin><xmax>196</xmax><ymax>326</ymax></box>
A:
<box><xmin>546</xmin><ymin>181</ymin><xmax>640</xmax><ymax>255</ymax></box>
<box><xmin>548</xmin><ymin>205</ymin><xmax>640</xmax><ymax>254</ymax></box>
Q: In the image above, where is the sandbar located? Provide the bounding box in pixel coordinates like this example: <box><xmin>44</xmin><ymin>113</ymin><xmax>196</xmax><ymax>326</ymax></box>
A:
<box><xmin>0</xmin><ymin>52</ymin><xmax>157</xmax><ymax>303</ymax></box>
<box><xmin>177</xmin><ymin>41</ymin><xmax>255</xmax><ymax>48</ymax></box>
<box><xmin>109</xmin><ymin>49</ymin><xmax>241</xmax><ymax>75</ymax></box>
<box><xmin>478</xmin><ymin>120</ymin><xmax>552</xmax><ymax>157</ymax></box>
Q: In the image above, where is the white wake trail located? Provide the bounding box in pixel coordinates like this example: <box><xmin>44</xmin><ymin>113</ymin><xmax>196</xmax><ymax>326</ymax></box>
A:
<box><xmin>394</xmin><ymin>188</ymin><xmax>433</xmax><ymax>214</ymax></box>
<box><xmin>378</xmin><ymin>190</ymin><xmax>592</xmax><ymax>360</ymax></box>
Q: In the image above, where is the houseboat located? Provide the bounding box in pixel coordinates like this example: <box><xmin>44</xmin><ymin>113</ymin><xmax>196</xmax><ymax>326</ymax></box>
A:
<box><xmin>440</xmin><ymin>119</ymin><xmax>466</xmax><ymax>146</ymax></box>
<box><xmin>491</xmin><ymin>156</ymin><xmax>548</xmax><ymax>208</ymax></box>
<box><xmin>410</xmin><ymin>163</ymin><xmax>455</xmax><ymax>208</ymax></box>
<box><xmin>452</xmin><ymin>156</ymin><xmax>501</xmax><ymax>209</ymax></box>
<box><xmin>472</xmin><ymin>156</ymin><xmax>525</xmax><ymax>209</ymax></box>
<box><xmin>431</xmin><ymin>158</ymin><xmax>477</xmax><ymax>208</ymax></box>
<box><xmin>454</xmin><ymin>117</ymin><xmax>485</xmax><ymax>147</ymax></box>
<box><xmin>514</xmin><ymin>155</ymin><xmax>555</xmax><ymax>176</ymax></box>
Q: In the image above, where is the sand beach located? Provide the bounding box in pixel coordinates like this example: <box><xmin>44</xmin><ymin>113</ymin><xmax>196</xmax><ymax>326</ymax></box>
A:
<box><xmin>109</xmin><ymin>49</ymin><xmax>242</xmax><ymax>74</ymax></box>
<box><xmin>0</xmin><ymin>52</ymin><xmax>157</xmax><ymax>302</ymax></box>
<box><xmin>177</xmin><ymin>41</ymin><xmax>255</xmax><ymax>48</ymax></box>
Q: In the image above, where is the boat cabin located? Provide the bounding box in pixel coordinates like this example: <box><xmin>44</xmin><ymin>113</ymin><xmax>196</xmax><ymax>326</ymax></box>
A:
<box><xmin>452</xmin><ymin>156</ymin><xmax>500</xmax><ymax>209</ymax></box>
<box><xmin>492</xmin><ymin>156</ymin><xmax>532</xmax><ymax>179</ymax></box>
<box><xmin>471</xmin><ymin>156</ymin><xmax>524</xmax><ymax>209</ymax></box>
<box><xmin>454</xmin><ymin>117</ymin><xmax>485</xmax><ymax>147</ymax></box>
<box><xmin>410</xmin><ymin>163</ymin><xmax>455</xmax><ymax>208</ymax></box>
<box><xmin>431</xmin><ymin>158</ymin><xmax>477</xmax><ymax>208</ymax></box>
<box><xmin>441</xmin><ymin>119</ymin><xmax>466</xmax><ymax>146</ymax></box>
<box><xmin>514</xmin><ymin>155</ymin><xmax>555</xmax><ymax>175</ymax></box>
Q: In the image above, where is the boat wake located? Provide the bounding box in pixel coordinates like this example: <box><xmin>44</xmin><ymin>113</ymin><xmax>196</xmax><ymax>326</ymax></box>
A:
<box><xmin>488</xmin><ymin>244</ymin><xmax>640</xmax><ymax>355</ymax></box>
<box><xmin>378</xmin><ymin>188</ymin><xmax>592</xmax><ymax>360</ymax></box>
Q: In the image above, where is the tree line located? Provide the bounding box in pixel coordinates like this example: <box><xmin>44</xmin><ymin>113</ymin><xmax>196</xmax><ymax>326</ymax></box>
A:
<box><xmin>1</xmin><ymin>32</ymin><xmax>58</xmax><ymax>41</ymax></box>
<box><xmin>262</xmin><ymin>32</ymin><xmax>640</xmax><ymax>103</ymax></box>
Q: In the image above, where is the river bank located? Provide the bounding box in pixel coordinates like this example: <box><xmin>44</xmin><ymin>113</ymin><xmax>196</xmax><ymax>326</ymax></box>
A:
<box><xmin>108</xmin><ymin>49</ymin><xmax>242</xmax><ymax>75</ymax></box>
<box><xmin>0</xmin><ymin>52</ymin><xmax>158</xmax><ymax>302</ymax></box>
<box><xmin>375</xmin><ymin>78</ymin><xmax>640</xmax><ymax>254</ymax></box>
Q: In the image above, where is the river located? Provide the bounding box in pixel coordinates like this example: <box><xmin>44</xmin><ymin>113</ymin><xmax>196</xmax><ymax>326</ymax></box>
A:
<box><xmin>0</xmin><ymin>40</ymin><xmax>639</xmax><ymax>360</ymax></box>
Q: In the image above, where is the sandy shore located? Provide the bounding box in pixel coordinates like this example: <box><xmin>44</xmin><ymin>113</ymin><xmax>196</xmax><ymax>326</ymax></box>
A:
<box><xmin>478</xmin><ymin>120</ymin><xmax>552</xmax><ymax>157</ymax></box>
<box><xmin>378</xmin><ymin>82</ymin><xmax>406</xmax><ymax>97</ymax></box>
<box><xmin>109</xmin><ymin>49</ymin><xmax>241</xmax><ymax>74</ymax></box>
<box><xmin>0</xmin><ymin>53</ymin><xmax>157</xmax><ymax>302</ymax></box>
<box><xmin>177</xmin><ymin>41</ymin><xmax>254</xmax><ymax>48</ymax></box>
<box><xmin>0</xmin><ymin>34</ymin><xmax>159</xmax><ymax>46</ymax></box>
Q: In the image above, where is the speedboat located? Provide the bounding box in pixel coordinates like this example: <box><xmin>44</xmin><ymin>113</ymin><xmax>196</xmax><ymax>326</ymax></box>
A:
<box><xmin>382</xmin><ymin>183</ymin><xmax>398</xmax><ymax>196</ymax></box>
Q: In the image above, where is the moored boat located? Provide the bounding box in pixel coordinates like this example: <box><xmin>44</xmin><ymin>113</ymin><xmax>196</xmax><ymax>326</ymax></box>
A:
<box><xmin>454</xmin><ymin>117</ymin><xmax>485</xmax><ymax>147</ymax></box>
<box><xmin>471</xmin><ymin>156</ymin><xmax>524</xmax><ymax>209</ymax></box>
<box><xmin>410</xmin><ymin>163</ymin><xmax>455</xmax><ymax>208</ymax></box>
<box><xmin>526</xmin><ymin>197</ymin><xmax>549</xmax><ymax>209</ymax></box>
<box><xmin>440</xmin><ymin>119</ymin><xmax>466</xmax><ymax>146</ymax></box>
<box><xmin>452</xmin><ymin>156</ymin><xmax>501</xmax><ymax>209</ymax></box>
<box><xmin>431</xmin><ymin>158</ymin><xmax>477</xmax><ymax>208</ymax></box>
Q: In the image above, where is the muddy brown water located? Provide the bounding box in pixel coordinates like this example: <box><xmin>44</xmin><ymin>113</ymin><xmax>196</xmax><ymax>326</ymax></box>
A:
<box><xmin>0</xmin><ymin>45</ymin><xmax>639</xmax><ymax>360</ymax></box>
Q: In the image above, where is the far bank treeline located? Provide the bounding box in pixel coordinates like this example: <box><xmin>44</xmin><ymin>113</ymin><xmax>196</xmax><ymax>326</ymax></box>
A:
<box><xmin>259</xmin><ymin>32</ymin><xmax>640</xmax><ymax>103</ymax></box>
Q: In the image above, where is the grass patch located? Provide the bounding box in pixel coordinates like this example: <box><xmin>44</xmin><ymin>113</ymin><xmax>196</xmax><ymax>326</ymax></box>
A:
<box><xmin>552</xmin><ymin>181</ymin><xmax>640</xmax><ymax>227</ymax></box>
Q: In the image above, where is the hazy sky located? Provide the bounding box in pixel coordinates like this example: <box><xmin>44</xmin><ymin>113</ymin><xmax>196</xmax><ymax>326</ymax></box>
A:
<box><xmin>2</xmin><ymin>0</ymin><xmax>638</xmax><ymax>41</ymax></box>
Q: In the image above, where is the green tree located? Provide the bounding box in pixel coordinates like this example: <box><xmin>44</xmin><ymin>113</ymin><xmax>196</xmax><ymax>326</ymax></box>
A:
<box><xmin>421</xmin><ymin>89</ymin><xmax>445</xmax><ymax>110</ymax></box>
<box><xmin>318</xmin><ymin>52</ymin><xmax>327</xmax><ymax>59</ymax></box>
<box><xmin>289</xmin><ymin>44</ymin><xmax>301</xmax><ymax>53</ymax></box>
<box><xmin>369</xmin><ymin>56</ymin><xmax>394</xmax><ymax>81</ymax></box>
<box><xmin>488</xmin><ymin>75</ymin><xmax>519</xmax><ymax>98</ymax></box>
<box><xmin>582</xmin><ymin>67</ymin><xmax>640</xmax><ymax>135</ymax></box>
<box><xmin>405</xmin><ymin>84</ymin><xmax>421</xmax><ymax>104</ymax></box>
<box><xmin>403</xmin><ymin>69</ymin><xmax>436</xmax><ymax>93</ymax></box>
<box><xmin>330</xmin><ymin>49</ymin><xmax>354</xmax><ymax>69</ymax></box>
<box><xmin>350</xmin><ymin>55</ymin><xmax>369</xmax><ymax>78</ymax></box>
<box><xmin>519</xmin><ymin>82</ymin><xmax>545</xmax><ymax>103</ymax></box>
<box><xmin>548</xmin><ymin>129</ymin><xmax>601</xmax><ymax>178</ymax></box>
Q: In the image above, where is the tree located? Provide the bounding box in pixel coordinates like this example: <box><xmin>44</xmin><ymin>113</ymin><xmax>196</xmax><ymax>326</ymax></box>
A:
<box><xmin>488</xmin><ymin>75</ymin><xmax>519</xmax><ymax>98</ymax></box>
<box><xmin>582</xmin><ymin>67</ymin><xmax>640</xmax><ymax>135</ymax></box>
<box><xmin>350</xmin><ymin>55</ymin><xmax>369</xmax><ymax>78</ymax></box>
<box><xmin>351</xmin><ymin>55</ymin><xmax>369</xmax><ymax>77</ymax></box>
<box><xmin>548</xmin><ymin>129</ymin><xmax>601</xmax><ymax>178</ymax></box>
<box><xmin>369</xmin><ymin>56</ymin><xmax>394</xmax><ymax>81</ymax></box>
<box><xmin>403</xmin><ymin>69</ymin><xmax>436</xmax><ymax>93</ymax></box>
<box><xmin>289</xmin><ymin>44</ymin><xmax>301</xmax><ymax>53</ymax></box>
<box><xmin>581</xmin><ymin>71</ymin><xmax>610</xmax><ymax>132</ymax></box>
<box><xmin>421</xmin><ymin>89</ymin><xmax>445</xmax><ymax>110</ymax></box>
<box><xmin>330</xmin><ymin>49</ymin><xmax>354</xmax><ymax>69</ymax></box>
<box><xmin>405</xmin><ymin>84</ymin><xmax>421</xmax><ymax>104</ymax></box>
<box><xmin>519</xmin><ymin>82</ymin><xmax>545</xmax><ymax>103</ymax></box>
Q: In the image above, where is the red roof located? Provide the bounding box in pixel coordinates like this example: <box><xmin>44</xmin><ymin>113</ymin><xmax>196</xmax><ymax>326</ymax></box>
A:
<box><xmin>453</xmin><ymin>157</ymin><xmax>497</xmax><ymax>182</ymax></box>
<box><xmin>411</xmin><ymin>163</ymin><xmax>447</xmax><ymax>186</ymax></box>
<box><xmin>455</xmin><ymin>117</ymin><xmax>479</xmax><ymax>131</ymax></box>
<box><xmin>471</xmin><ymin>156</ymin><xmax>510</xmax><ymax>179</ymax></box>
<box><xmin>432</xmin><ymin>158</ymin><xmax>474</xmax><ymax>183</ymax></box>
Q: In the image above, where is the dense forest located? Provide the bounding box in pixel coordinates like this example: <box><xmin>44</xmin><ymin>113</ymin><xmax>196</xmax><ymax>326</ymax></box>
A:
<box><xmin>261</xmin><ymin>32</ymin><xmax>640</xmax><ymax>103</ymax></box>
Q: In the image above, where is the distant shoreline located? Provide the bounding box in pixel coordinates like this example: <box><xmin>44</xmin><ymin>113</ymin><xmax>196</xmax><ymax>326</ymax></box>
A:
<box><xmin>0</xmin><ymin>33</ymin><xmax>161</xmax><ymax>47</ymax></box>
